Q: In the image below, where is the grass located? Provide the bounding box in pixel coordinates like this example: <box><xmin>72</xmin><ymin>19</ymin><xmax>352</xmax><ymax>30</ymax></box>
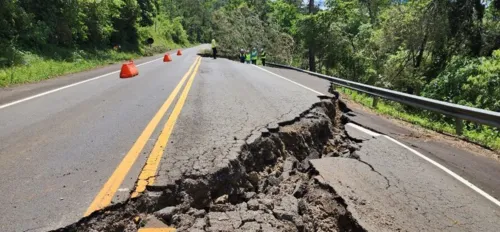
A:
<box><xmin>0</xmin><ymin>50</ymin><xmax>142</xmax><ymax>87</ymax></box>
<box><xmin>337</xmin><ymin>87</ymin><xmax>500</xmax><ymax>151</ymax></box>
<box><xmin>0</xmin><ymin>24</ymin><xmax>189</xmax><ymax>87</ymax></box>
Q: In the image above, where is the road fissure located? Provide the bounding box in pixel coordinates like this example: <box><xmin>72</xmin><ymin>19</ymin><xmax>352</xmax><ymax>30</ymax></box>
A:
<box><xmin>54</xmin><ymin>97</ymin><xmax>366</xmax><ymax>231</ymax></box>
<box><xmin>132</xmin><ymin>56</ymin><xmax>202</xmax><ymax>198</ymax></box>
<box><xmin>84</xmin><ymin>56</ymin><xmax>201</xmax><ymax>216</ymax></box>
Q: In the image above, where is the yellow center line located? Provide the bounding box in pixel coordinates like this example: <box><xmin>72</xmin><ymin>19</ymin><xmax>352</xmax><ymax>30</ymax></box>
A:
<box><xmin>84</xmin><ymin>57</ymin><xmax>201</xmax><ymax>216</ymax></box>
<box><xmin>138</xmin><ymin>228</ymin><xmax>176</xmax><ymax>232</ymax></box>
<box><xmin>131</xmin><ymin>57</ymin><xmax>202</xmax><ymax>198</ymax></box>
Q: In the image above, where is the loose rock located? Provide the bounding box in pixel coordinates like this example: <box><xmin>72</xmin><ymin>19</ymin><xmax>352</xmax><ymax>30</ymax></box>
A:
<box><xmin>247</xmin><ymin>199</ymin><xmax>259</xmax><ymax>210</ymax></box>
<box><xmin>215</xmin><ymin>194</ymin><xmax>228</xmax><ymax>204</ymax></box>
<box><xmin>154</xmin><ymin>206</ymin><xmax>177</xmax><ymax>222</ymax></box>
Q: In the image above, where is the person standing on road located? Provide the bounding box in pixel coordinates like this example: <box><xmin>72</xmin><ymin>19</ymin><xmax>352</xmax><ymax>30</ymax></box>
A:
<box><xmin>239</xmin><ymin>49</ymin><xmax>245</xmax><ymax>63</ymax></box>
<box><xmin>250</xmin><ymin>48</ymin><xmax>258</xmax><ymax>65</ymax></box>
<box><xmin>245</xmin><ymin>50</ymin><xmax>251</xmax><ymax>64</ymax></box>
<box><xmin>260</xmin><ymin>48</ymin><xmax>266</xmax><ymax>66</ymax></box>
<box><xmin>211</xmin><ymin>39</ymin><xmax>217</xmax><ymax>59</ymax></box>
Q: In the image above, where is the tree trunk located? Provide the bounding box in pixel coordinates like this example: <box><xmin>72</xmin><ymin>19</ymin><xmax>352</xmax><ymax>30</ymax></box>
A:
<box><xmin>471</xmin><ymin>0</ymin><xmax>484</xmax><ymax>56</ymax></box>
<box><xmin>308</xmin><ymin>0</ymin><xmax>316</xmax><ymax>72</ymax></box>
<box><xmin>415</xmin><ymin>34</ymin><xmax>428</xmax><ymax>68</ymax></box>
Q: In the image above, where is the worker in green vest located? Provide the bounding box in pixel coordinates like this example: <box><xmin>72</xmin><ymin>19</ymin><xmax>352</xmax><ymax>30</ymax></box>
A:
<box><xmin>211</xmin><ymin>39</ymin><xmax>217</xmax><ymax>59</ymax></box>
<box><xmin>260</xmin><ymin>48</ymin><xmax>267</xmax><ymax>66</ymax></box>
<box><xmin>250</xmin><ymin>48</ymin><xmax>258</xmax><ymax>65</ymax></box>
<box><xmin>245</xmin><ymin>49</ymin><xmax>251</xmax><ymax>64</ymax></box>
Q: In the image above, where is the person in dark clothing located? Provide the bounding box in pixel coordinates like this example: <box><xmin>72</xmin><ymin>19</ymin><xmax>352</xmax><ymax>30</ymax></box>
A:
<box><xmin>211</xmin><ymin>39</ymin><xmax>217</xmax><ymax>59</ymax></box>
<box><xmin>239</xmin><ymin>49</ymin><xmax>245</xmax><ymax>63</ymax></box>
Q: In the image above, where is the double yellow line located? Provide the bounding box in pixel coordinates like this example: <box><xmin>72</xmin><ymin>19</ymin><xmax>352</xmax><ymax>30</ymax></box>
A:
<box><xmin>85</xmin><ymin>56</ymin><xmax>202</xmax><ymax>216</ymax></box>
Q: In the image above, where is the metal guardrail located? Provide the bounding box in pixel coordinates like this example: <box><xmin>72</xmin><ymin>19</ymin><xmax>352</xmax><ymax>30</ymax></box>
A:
<box><xmin>268</xmin><ymin>62</ymin><xmax>500</xmax><ymax>135</ymax></box>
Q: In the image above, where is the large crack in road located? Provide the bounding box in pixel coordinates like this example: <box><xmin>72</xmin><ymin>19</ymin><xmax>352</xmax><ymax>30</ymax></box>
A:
<box><xmin>53</xmin><ymin>96</ymin><xmax>368</xmax><ymax>232</ymax></box>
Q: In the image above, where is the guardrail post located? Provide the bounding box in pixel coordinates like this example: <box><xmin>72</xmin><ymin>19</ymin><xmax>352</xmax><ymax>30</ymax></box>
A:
<box><xmin>372</xmin><ymin>96</ymin><xmax>379</xmax><ymax>108</ymax></box>
<box><xmin>455</xmin><ymin>118</ymin><xmax>463</xmax><ymax>136</ymax></box>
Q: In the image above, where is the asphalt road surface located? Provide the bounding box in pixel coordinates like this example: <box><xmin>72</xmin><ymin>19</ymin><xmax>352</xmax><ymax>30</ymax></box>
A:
<box><xmin>265</xmin><ymin>66</ymin><xmax>500</xmax><ymax>202</ymax></box>
<box><xmin>0</xmin><ymin>47</ymin><xmax>207</xmax><ymax>231</ymax></box>
<box><xmin>312</xmin><ymin>124</ymin><xmax>499</xmax><ymax>231</ymax></box>
<box><xmin>1</xmin><ymin>45</ymin><xmax>499</xmax><ymax>232</ymax></box>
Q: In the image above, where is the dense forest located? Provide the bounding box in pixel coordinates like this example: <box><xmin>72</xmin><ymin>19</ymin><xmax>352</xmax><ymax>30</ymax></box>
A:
<box><xmin>1</xmin><ymin>0</ymin><xmax>500</xmax><ymax>146</ymax></box>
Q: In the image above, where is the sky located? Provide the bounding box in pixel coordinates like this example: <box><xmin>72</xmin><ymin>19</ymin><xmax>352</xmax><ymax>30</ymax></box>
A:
<box><xmin>302</xmin><ymin>0</ymin><xmax>327</xmax><ymax>9</ymax></box>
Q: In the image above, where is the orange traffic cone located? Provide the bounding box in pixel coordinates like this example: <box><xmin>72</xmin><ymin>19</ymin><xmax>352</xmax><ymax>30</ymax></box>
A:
<box><xmin>120</xmin><ymin>60</ymin><xmax>139</xmax><ymax>78</ymax></box>
<box><xmin>163</xmin><ymin>53</ymin><xmax>172</xmax><ymax>62</ymax></box>
<box><xmin>177</xmin><ymin>49</ymin><xmax>182</xmax><ymax>56</ymax></box>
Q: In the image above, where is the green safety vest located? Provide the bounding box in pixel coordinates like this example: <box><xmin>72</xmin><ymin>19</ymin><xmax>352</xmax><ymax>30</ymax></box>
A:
<box><xmin>245</xmin><ymin>54</ymin><xmax>251</xmax><ymax>61</ymax></box>
<box><xmin>261</xmin><ymin>51</ymin><xmax>266</xmax><ymax>59</ymax></box>
<box><xmin>251</xmin><ymin>51</ymin><xmax>258</xmax><ymax>60</ymax></box>
<box><xmin>211</xmin><ymin>40</ymin><xmax>217</xmax><ymax>48</ymax></box>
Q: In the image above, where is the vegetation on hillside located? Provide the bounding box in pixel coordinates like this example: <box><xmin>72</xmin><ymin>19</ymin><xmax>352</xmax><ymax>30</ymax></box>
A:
<box><xmin>0</xmin><ymin>0</ymin><xmax>194</xmax><ymax>86</ymax></box>
<box><xmin>209</xmin><ymin>0</ymin><xmax>500</xmax><ymax>149</ymax></box>
<box><xmin>1</xmin><ymin>0</ymin><xmax>499</xmax><ymax>148</ymax></box>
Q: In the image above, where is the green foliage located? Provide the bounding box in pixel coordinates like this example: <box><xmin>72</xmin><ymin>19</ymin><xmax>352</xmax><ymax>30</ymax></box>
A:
<box><xmin>0</xmin><ymin>0</ymin><xmax>196</xmax><ymax>85</ymax></box>
<box><xmin>79</xmin><ymin>0</ymin><xmax>114</xmax><ymax>48</ymax></box>
<box><xmin>268</xmin><ymin>0</ymin><xmax>300</xmax><ymax>34</ymax></box>
<box><xmin>173</xmin><ymin>0</ymin><xmax>215</xmax><ymax>43</ymax></box>
<box><xmin>110</xmin><ymin>0</ymin><xmax>141</xmax><ymax>50</ymax></box>
<box><xmin>424</xmin><ymin>51</ymin><xmax>500</xmax><ymax>111</ymax></box>
<box><xmin>138</xmin><ymin>0</ymin><xmax>158</xmax><ymax>26</ymax></box>
<box><xmin>338</xmin><ymin>87</ymin><xmax>500</xmax><ymax>151</ymax></box>
<box><xmin>0</xmin><ymin>50</ymin><xmax>140</xmax><ymax>87</ymax></box>
<box><xmin>138</xmin><ymin>16</ymin><xmax>190</xmax><ymax>56</ymax></box>
<box><xmin>171</xmin><ymin>17</ymin><xmax>189</xmax><ymax>45</ymax></box>
<box><xmin>293</xmin><ymin>0</ymin><xmax>500</xmax><ymax>149</ymax></box>
<box><xmin>422</xmin><ymin>56</ymin><xmax>479</xmax><ymax>105</ymax></box>
<box><xmin>211</xmin><ymin>4</ymin><xmax>294</xmax><ymax>63</ymax></box>
<box><xmin>1</xmin><ymin>0</ymin><xmax>499</xmax><ymax>148</ymax></box>
<box><xmin>0</xmin><ymin>0</ymin><xmax>197</xmax><ymax>66</ymax></box>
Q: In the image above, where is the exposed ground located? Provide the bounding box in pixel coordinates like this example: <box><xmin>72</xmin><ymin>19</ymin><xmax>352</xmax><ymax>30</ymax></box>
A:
<box><xmin>52</xmin><ymin>96</ymin><xmax>368</xmax><ymax>232</ymax></box>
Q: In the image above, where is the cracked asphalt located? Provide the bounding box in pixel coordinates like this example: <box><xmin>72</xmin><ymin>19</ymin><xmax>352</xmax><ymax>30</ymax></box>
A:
<box><xmin>151</xmin><ymin>57</ymin><xmax>320</xmax><ymax>188</ymax></box>
<box><xmin>311</xmin><ymin>127</ymin><xmax>500</xmax><ymax>231</ymax></box>
<box><xmin>0</xmin><ymin>47</ymin><xmax>205</xmax><ymax>231</ymax></box>
<box><xmin>1</xmin><ymin>44</ymin><xmax>500</xmax><ymax>232</ymax></box>
<box><xmin>0</xmin><ymin>47</ymin><xmax>320</xmax><ymax>231</ymax></box>
<box><xmin>265</xmin><ymin>65</ymin><xmax>500</xmax><ymax>201</ymax></box>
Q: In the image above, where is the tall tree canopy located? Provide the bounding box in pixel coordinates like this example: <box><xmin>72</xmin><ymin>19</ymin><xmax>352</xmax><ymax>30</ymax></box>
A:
<box><xmin>1</xmin><ymin>0</ymin><xmax>500</xmax><ymax>112</ymax></box>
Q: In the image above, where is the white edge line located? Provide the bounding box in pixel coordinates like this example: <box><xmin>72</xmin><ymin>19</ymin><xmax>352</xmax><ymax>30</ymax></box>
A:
<box><xmin>346</xmin><ymin>123</ymin><xmax>381</xmax><ymax>137</ymax></box>
<box><xmin>253</xmin><ymin>65</ymin><xmax>325</xmax><ymax>95</ymax></box>
<box><xmin>384</xmin><ymin>135</ymin><xmax>500</xmax><ymax>207</ymax></box>
<box><xmin>0</xmin><ymin>57</ymin><xmax>163</xmax><ymax>109</ymax></box>
<box><xmin>259</xmin><ymin>66</ymin><xmax>500</xmax><ymax>208</ymax></box>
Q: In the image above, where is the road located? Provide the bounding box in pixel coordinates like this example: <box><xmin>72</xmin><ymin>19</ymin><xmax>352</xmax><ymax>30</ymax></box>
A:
<box><xmin>0</xmin><ymin>45</ymin><xmax>499</xmax><ymax>232</ymax></box>
<box><xmin>265</xmin><ymin>66</ymin><xmax>500</xmax><ymax>202</ymax></box>
<box><xmin>0</xmin><ymin>47</ymin><xmax>206</xmax><ymax>231</ymax></box>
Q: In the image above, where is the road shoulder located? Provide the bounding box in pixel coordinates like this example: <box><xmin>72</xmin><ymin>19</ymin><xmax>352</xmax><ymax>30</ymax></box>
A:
<box><xmin>311</xmin><ymin>133</ymin><xmax>500</xmax><ymax>231</ymax></box>
<box><xmin>344</xmin><ymin>97</ymin><xmax>500</xmax><ymax>201</ymax></box>
<box><xmin>0</xmin><ymin>53</ymin><xmax>167</xmax><ymax>106</ymax></box>
<box><xmin>263</xmin><ymin>66</ymin><xmax>500</xmax><ymax>201</ymax></box>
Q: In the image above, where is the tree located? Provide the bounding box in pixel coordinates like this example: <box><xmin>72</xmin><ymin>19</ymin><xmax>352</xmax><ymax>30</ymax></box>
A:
<box><xmin>268</xmin><ymin>0</ymin><xmax>300</xmax><ymax>34</ymax></box>
<box><xmin>110</xmin><ymin>0</ymin><xmax>140</xmax><ymax>50</ymax></box>
<box><xmin>308</xmin><ymin>0</ymin><xmax>316</xmax><ymax>72</ymax></box>
<box><xmin>0</xmin><ymin>0</ymin><xmax>30</xmax><ymax>66</ymax></box>
<box><xmin>80</xmin><ymin>0</ymin><xmax>114</xmax><ymax>48</ymax></box>
<box><xmin>138</xmin><ymin>0</ymin><xmax>158</xmax><ymax>26</ymax></box>
<box><xmin>211</xmin><ymin>4</ymin><xmax>293</xmax><ymax>62</ymax></box>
